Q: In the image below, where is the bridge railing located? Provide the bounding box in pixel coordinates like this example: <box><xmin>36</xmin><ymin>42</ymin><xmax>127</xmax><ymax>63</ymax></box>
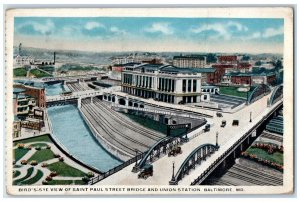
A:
<box><xmin>190</xmin><ymin>100</ymin><xmax>283</xmax><ymax>185</ymax></box>
<box><xmin>88</xmin><ymin>153</ymin><xmax>145</xmax><ymax>185</ymax></box>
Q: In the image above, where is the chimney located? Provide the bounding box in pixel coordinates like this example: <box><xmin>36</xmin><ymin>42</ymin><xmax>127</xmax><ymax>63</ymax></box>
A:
<box><xmin>53</xmin><ymin>52</ymin><xmax>56</xmax><ymax>64</ymax></box>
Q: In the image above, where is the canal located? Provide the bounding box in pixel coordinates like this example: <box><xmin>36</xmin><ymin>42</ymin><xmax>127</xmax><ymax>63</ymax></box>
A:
<box><xmin>47</xmin><ymin>104</ymin><xmax>123</xmax><ymax>172</ymax></box>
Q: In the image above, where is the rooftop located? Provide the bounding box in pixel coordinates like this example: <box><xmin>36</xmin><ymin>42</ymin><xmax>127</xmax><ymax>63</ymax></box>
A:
<box><xmin>173</xmin><ymin>55</ymin><xmax>206</xmax><ymax>60</ymax></box>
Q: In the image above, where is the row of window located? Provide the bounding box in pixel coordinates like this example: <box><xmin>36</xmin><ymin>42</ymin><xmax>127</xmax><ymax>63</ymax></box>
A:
<box><xmin>158</xmin><ymin>78</ymin><xmax>175</xmax><ymax>92</ymax></box>
<box><xmin>182</xmin><ymin>79</ymin><xmax>197</xmax><ymax>92</ymax></box>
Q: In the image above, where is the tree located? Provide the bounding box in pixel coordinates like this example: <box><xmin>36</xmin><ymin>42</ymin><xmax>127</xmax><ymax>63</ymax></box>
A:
<box><xmin>255</xmin><ymin>61</ymin><xmax>262</xmax><ymax>66</ymax></box>
<box><xmin>206</xmin><ymin>53</ymin><xmax>217</xmax><ymax>63</ymax></box>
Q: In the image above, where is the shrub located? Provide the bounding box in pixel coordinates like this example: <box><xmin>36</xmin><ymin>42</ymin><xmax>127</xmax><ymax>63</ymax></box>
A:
<box><xmin>87</xmin><ymin>172</ymin><xmax>94</xmax><ymax>178</ymax></box>
<box><xmin>41</xmin><ymin>163</ymin><xmax>48</xmax><ymax>167</ymax></box>
<box><xmin>21</xmin><ymin>160</ymin><xmax>28</xmax><ymax>165</ymax></box>
<box><xmin>42</xmin><ymin>180</ymin><xmax>48</xmax><ymax>185</ymax></box>
<box><xmin>35</xmin><ymin>146</ymin><xmax>41</xmax><ymax>151</ymax></box>
<box><xmin>46</xmin><ymin>176</ymin><xmax>53</xmax><ymax>181</ymax></box>
<box><xmin>26</xmin><ymin>146</ymin><xmax>32</xmax><ymax>150</ymax></box>
<box><xmin>53</xmin><ymin>154</ymin><xmax>60</xmax><ymax>158</ymax></box>
<box><xmin>46</xmin><ymin>145</ymin><xmax>51</xmax><ymax>149</ymax></box>
<box><xmin>17</xmin><ymin>143</ymin><xmax>25</xmax><ymax>149</ymax></box>
<box><xmin>30</xmin><ymin>160</ymin><xmax>38</xmax><ymax>166</ymax></box>
<box><xmin>82</xmin><ymin>176</ymin><xmax>90</xmax><ymax>183</ymax></box>
<box><xmin>59</xmin><ymin>157</ymin><xmax>64</xmax><ymax>162</ymax></box>
<box><xmin>50</xmin><ymin>171</ymin><xmax>58</xmax><ymax>177</ymax></box>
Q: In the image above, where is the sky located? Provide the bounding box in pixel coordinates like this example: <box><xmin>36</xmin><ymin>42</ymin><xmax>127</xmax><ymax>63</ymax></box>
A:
<box><xmin>14</xmin><ymin>17</ymin><xmax>284</xmax><ymax>54</ymax></box>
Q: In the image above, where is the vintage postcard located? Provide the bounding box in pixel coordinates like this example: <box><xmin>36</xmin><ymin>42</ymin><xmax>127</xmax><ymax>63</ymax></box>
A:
<box><xmin>5</xmin><ymin>7</ymin><xmax>294</xmax><ymax>195</ymax></box>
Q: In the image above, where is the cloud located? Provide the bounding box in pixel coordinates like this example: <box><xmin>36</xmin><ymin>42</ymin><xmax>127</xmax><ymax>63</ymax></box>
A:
<box><xmin>17</xmin><ymin>20</ymin><xmax>55</xmax><ymax>35</ymax></box>
<box><xmin>110</xmin><ymin>26</ymin><xmax>126</xmax><ymax>35</ymax></box>
<box><xmin>190</xmin><ymin>21</ymin><xmax>248</xmax><ymax>40</ymax></box>
<box><xmin>262</xmin><ymin>26</ymin><xmax>283</xmax><ymax>38</ymax></box>
<box><xmin>243</xmin><ymin>26</ymin><xmax>283</xmax><ymax>40</ymax></box>
<box><xmin>84</xmin><ymin>21</ymin><xmax>105</xmax><ymax>30</ymax></box>
<box><xmin>145</xmin><ymin>22</ymin><xmax>174</xmax><ymax>35</ymax></box>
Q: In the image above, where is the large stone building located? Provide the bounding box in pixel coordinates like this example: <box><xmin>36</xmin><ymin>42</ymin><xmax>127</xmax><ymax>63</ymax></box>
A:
<box><xmin>173</xmin><ymin>55</ymin><xmax>206</xmax><ymax>68</ymax></box>
<box><xmin>121</xmin><ymin>64</ymin><xmax>202</xmax><ymax>104</ymax></box>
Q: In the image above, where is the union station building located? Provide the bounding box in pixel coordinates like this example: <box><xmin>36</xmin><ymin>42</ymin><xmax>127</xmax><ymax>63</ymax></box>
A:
<box><xmin>121</xmin><ymin>64</ymin><xmax>204</xmax><ymax>104</ymax></box>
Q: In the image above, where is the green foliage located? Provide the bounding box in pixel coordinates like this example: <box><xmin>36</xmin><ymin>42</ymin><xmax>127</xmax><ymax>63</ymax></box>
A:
<box><xmin>218</xmin><ymin>86</ymin><xmax>253</xmax><ymax>98</ymax></box>
<box><xmin>30</xmin><ymin>69</ymin><xmax>52</xmax><ymax>78</ymax></box>
<box><xmin>206</xmin><ymin>53</ymin><xmax>217</xmax><ymax>63</ymax></box>
<box><xmin>47</xmin><ymin>180</ymin><xmax>86</xmax><ymax>185</ymax></box>
<box><xmin>28</xmin><ymin>149</ymin><xmax>55</xmax><ymax>163</ymax></box>
<box><xmin>13</xmin><ymin>167</ymin><xmax>34</xmax><ymax>185</ymax></box>
<box><xmin>47</xmin><ymin>161</ymin><xmax>86</xmax><ymax>177</ymax></box>
<box><xmin>14</xmin><ymin>134</ymin><xmax>51</xmax><ymax>146</ymax></box>
<box><xmin>13</xmin><ymin>68</ymin><xmax>27</xmax><ymax>77</ymax></box>
<box><xmin>246</xmin><ymin>147</ymin><xmax>283</xmax><ymax>165</ymax></box>
<box><xmin>14</xmin><ymin>148</ymin><xmax>29</xmax><ymax>161</ymax></box>
<box><xmin>255</xmin><ymin>61</ymin><xmax>262</xmax><ymax>66</ymax></box>
<box><xmin>13</xmin><ymin>170</ymin><xmax>21</xmax><ymax>178</ymax></box>
<box><xmin>58</xmin><ymin>63</ymin><xmax>99</xmax><ymax>72</ymax></box>
<box><xmin>21</xmin><ymin>169</ymin><xmax>43</xmax><ymax>185</ymax></box>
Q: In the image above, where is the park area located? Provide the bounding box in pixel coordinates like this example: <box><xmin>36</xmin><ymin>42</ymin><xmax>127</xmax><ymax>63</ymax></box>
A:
<box><xmin>218</xmin><ymin>85</ymin><xmax>255</xmax><ymax>98</ymax></box>
<box><xmin>13</xmin><ymin>134</ymin><xmax>95</xmax><ymax>185</ymax></box>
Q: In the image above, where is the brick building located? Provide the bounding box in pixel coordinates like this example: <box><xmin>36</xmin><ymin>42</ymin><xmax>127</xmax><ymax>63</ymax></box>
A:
<box><xmin>13</xmin><ymin>84</ymin><xmax>46</xmax><ymax>108</ymax></box>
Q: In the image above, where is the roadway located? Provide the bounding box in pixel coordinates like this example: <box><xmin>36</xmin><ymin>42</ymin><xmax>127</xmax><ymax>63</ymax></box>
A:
<box><xmin>96</xmin><ymin>92</ymin><xmax>282</xmax><ymax>185</ymax></box>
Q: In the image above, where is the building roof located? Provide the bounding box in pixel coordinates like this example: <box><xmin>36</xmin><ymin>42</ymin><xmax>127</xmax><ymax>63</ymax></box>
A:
<box><xmin>13</xmin><ymin>88</ymin><xmax>26</xmax><ymax>94</ymax></box>
<box><xmin>225</xmin><ymin>71</ymin><xmax>276</xmax><ymax>77</ymax></box>
<box><xmin>218</xmin><ymin>55</ymin><xmax>238</xmax><ymax>61</ymax></box>
<box><xmin>173</xmin><ymin>55</ymin><xmax>206</xmax><ymax>60</ymax></box>
<box><xmin>128</xmin><ymin>64</ymin><xmax>208</xmax><ymax>74</ymax></box>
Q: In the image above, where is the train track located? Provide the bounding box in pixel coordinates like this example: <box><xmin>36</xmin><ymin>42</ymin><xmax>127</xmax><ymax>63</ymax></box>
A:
<box><xmin>82</xmin><ymin>101</ymin><xmax>150</xmax><ymax>150</ymax></box>
<box><xmin>261</xmin><ymin>131</ymin><xmax>283</xmax><ymax>142</ymax></box>
<box><xmin>93</xmin><ymin>98</ymin><xmax>164</xmax><ymax>140</ymax></box>
<box><xmin>81</xmin><ymin>103</ymin><xmax>140</xmax><ymax>156</ymax></box>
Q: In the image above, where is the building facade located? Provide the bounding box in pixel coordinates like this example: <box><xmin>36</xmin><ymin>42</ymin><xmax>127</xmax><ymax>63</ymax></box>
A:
<box><xmin>173</xmin><ymin>55</ymin><xmax>206</xmax><ymax>68</ymax></box>
<box><xmin>13</xmin><ymin>84</ymin><xmax>46</xmax><ymax>108</ymax></box>
<box><xmin>121</xmin><ymin>64</ymin><xmax>202</xmax><ymax>104</ymax></box>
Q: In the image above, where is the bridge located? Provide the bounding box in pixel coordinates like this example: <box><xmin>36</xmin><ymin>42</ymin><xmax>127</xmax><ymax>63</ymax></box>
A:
<box><xmin>46</xmin><ymin>86</ymin><xmax>121</xmax><ymax>107</ymax></box>
<box><xmin>94</xmin><ymin>86</ymin><xmax>283</xmax><ymax>186</ymax></box>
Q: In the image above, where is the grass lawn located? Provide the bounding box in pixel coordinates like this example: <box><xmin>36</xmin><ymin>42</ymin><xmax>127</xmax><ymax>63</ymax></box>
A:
<box><xmin>47</xmin><ymin>161</ymin><xmax>86</xmax><ymax>177</ymax></box>
<box><xmin>28</xmin><ymin>149</ymin><xmax>55</xmax><ymax>163</ymax></box>
<box><xmin>47</xmin><ymin>180</ymin><xmax>86</xmax><ymax>185</ymax></box>
<box><xmin>13</xmin><ymin>167</ymin><xmax>34</xmax><ymax>185</ymax></box>
<box><xmin>13</xmin><ymin>67</ymin><xmax>27</xmax><ymax>77</ymax></box>
<box><xmin>21</xmin><ymin>169</ymin><xmax>43</xmax><ymax>185</ymax></box>
<box><xmin>13</xmin><ymin>170</ymin><xmax>21</xmax><ymax>178</ymax></box>
<box><xmin>30</xmin><ymin>143</ymin><xmax>49</xmax><ymax>148</ymax></box>
<box><xmin>14</xmin><ymin>134</ymin><xmax>51</xmax><ymax>146</ymax></box>
<box><xmin>14</xmin><ymin>148</ymin><xmax>29</xmax><ymax>161</ymax></box>
<box><xmin>246</xmin><ymin>147</ymin><xmax>283</xmax><ymax>165</ymax></box>
<box><xmin>124</xmin><ymin>113</ymin><xmax>185</xmax><ymax>136</ymax></box>
<box><xmin>218</xmin><ymin>86</ymin><xmax>253</xmax><ymax>98</ymax></box>
<box><xmin>30</xmin><ymin>69</ymin><xmax>52</xmax><ymax>78</ymax></box>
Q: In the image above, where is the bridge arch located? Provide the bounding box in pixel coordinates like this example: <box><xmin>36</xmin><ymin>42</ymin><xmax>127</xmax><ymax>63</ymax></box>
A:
<box><xmin>132</xmin><ymin>137</ymin><xmax>181</xmax><ymax>172</ymax></box>
<box><xmin>269</xmin><ymin>85</ymin><xmax>283</xmax><ymax>106</ymax></box>
<box><xmin>118</xmin><ymin>98</ymin><xmax>126</xmax><ymax>105</ymax></box>
<box><xmin>247</xmin><ymin>84</ymin><xmax>271</xmax><ymax>104</ymax></box>
<box><xmin>169</xmin><ymin>144</ymin><xmax>219</xmax><ymax>185</ymax></box>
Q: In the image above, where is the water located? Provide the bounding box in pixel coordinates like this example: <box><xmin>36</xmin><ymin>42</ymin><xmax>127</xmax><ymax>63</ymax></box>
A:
<box><xmin>45</xmin><ymin>83</ymin><xmax>70</xmax><ymax>96</ymax></box>
<box><xmin>47</xmin><ymin>105</ymin><xmax>122</xmax><ymax>172</ymax></box>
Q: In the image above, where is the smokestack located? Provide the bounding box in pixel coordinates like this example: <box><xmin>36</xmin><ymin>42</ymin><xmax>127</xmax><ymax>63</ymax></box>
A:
<box><xmin>53</xmin><ymin>52</ymin><xmax>56</xmax><ymax>64</ymax></box>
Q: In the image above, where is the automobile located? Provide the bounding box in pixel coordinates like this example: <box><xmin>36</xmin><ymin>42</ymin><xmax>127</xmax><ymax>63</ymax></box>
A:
<box><xmin>178</xmin><ymin>100</ymin><xmax>185</xmax><ymax>105</ymax></box>
<box><xmin>203</xmin><ymin>124</ymin><xmax>211</xmax><ymax>132</ymax></box>
<box><xmin>168</xmin><ymin>146</ymin><xmax>182</xmax><ymax>157</ymax></box>
<box><xmin>221</xmin><ymin>120</ymin><xmax>226</xmax><ymax>127</ymax></box>
<box><xmin>232</xmin><ymin>120</ymin><xmax>239</xmax><ymax>126</ymax></box>
<box><xmin>216</xmin><ymin>112</ymin><xmax>223</xmax><ymax>117</ymax></box>
<box><xmin>138</xmin><ymin>164</ymin><xmax>153</xmax><ymax>179</ymax></box>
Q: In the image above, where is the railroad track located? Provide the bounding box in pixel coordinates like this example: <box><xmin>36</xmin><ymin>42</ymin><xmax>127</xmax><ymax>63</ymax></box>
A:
<box><xmin>93</xmin><ymin>98</ymin><xmax>164</xmax><ymax>140</ymax></box>
<box><xmin>261</xmin><ymin>131</ymin><xmax>283</xmax><ymax>142</ymax></box>
<box><xmin>82</xmin><ymin>101</ymin><xmax>150</xmax><ymax>150</ymax></box>
<box><xmin>81</xmin><ymin>104</ymin><xmax>140</xmax><ymax>156</ymax></box>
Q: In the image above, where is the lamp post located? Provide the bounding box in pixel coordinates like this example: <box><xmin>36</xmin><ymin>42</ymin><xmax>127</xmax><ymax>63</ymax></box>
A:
<box><xmin>135</xmin><ymin>149</ymin><xmax>138</xmax><ymax>166</ymax></box>
<box><xmin>216</xmin><ymin>132</ymin><xmax>219</xmax><ymax>148</ymax></box>
<box><xmin>171</xmin><ymin>161</ymin><xmax>175</xmax><ymax>182</ymax></box>
<box><xmin>250</xmin><ymin>112</ymin><xmax>252</xmax><ymax>123</ymax></box>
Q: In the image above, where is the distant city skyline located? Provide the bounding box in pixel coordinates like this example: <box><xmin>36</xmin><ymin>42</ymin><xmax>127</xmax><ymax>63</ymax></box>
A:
<box><xmin>14</xmin><ymin>17</ymin><xmax>284</xmax><ymax>54</ymax></box>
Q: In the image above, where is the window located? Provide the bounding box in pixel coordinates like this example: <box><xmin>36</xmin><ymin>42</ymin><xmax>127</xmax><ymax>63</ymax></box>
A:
<box><xmin>188</xmin><ymin>80</ymin><xmax>192</xmax><ymax>92</ymax></box>
<box><xmin>193</xmin><ymin>80</ymin><xmax>197</xmax><ymax>92</ymax></box>
<box><xmin>182</xmin><ymin>80</ymin><xmax>186</xmax><ymax>92</ymax></box>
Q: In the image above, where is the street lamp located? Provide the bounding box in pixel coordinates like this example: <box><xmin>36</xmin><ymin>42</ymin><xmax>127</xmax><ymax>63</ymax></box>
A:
<box><xmin>135</xmin><ymin>149</ymin><xmax>139</xmax><ymax>166</ymax></box>
<box><xmin>216</xmin><ymin>132</ymin><xmax>219</xmax><ymax>148</ymax></box>
<box><xmin>171</xmin><ymin>161</ymin><xmax>175</xmax><ymax>182</ymax></box>
<box><xmin>250</xmin><ymin>112</ymin><xmax>252</xmax><ymax>122</ymax></box>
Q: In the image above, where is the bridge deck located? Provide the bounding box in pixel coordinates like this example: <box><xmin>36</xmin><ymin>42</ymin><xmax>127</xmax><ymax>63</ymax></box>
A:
<box><xmin>96</xmin><ymin>92</ymin><xmax>282</xmax><ymax>185</ymax></box>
